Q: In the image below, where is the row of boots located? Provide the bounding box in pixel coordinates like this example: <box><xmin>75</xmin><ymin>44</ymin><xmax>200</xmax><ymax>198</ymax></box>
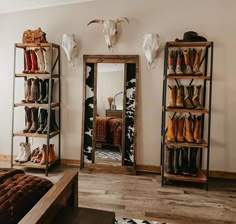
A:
<box><xmin>166</xmin><ymin>115</ymin><xmax>202</xmax><ymax>143</ymax></box>
<box><xmin>22</xmin><ymin>78</ymin><xmax>54</xmax><ymax>104</ymax></box>
<box><xmin>168</xmin><ymin>48</ymin><xmax>203</xmax><ymax>76</ymax></box>
<box><xmin>23</xmin><ymin>107</ymin><xmax>58</xmax><ymax>134</ymax></box>
<box><xmin>15</xmin><ymin>142</ymin><xmax>56</xmax><ymax>164</ymax></box>
<box><xmin>165</xmin><ymin>147</ymin><xmax>199</xmax><ymax>176</ymax></box>
<box><xmin>23</xmin><ymin>48</ymin><xmax>50</xmax><ymax>74</ymax></box>
<box><xmin>168</xmin><ymin>84</ymin><xmax>202</xmax><ymax>109</ymax></box>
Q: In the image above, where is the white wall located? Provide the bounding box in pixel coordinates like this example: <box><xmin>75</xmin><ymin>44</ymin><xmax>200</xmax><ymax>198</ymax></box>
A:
<box><xmin>0</xmin><ymin>0</ymin><xmax>235</xmax><ymax>172</ymax></box>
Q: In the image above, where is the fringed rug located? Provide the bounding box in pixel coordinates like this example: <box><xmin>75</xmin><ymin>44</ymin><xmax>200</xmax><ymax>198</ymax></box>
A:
<box><xmin>115</xmin><ymin>218</ymin><xmax>169</xmax><ymax>224</ymax></box>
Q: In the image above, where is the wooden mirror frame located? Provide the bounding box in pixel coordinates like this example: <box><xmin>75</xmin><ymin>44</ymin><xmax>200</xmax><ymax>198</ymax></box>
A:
<box><xmin>80</xmin><ymin>55</ymin><xmax>139</xmax><ymax>171</ymax></box>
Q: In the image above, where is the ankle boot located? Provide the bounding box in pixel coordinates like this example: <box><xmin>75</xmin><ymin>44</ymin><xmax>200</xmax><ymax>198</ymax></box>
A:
<box><xmin>177</xmin><ymin>116</ymin><xmax>184</xmax><ymax>142</ymax></box>
<box><xmin>40</xmin><ymin>144</ymin><xmax>47</xmax><ymax>165</ymax></box>
<box><xmin>176</xmin><ymin>85</ymin><xmax>184</xmax><ymax>107</ymax></box>
<box><xmin>167</xmin><ymin>50</ymin><xmax>175</xmax><ymax>75</ymax></box>
<box><xmin>37</xmin><ymin>79</ymin><xmax>47</xmax><ymax>103</ymax></box>
<box><xmin>19</xmin><ymin>142</ymin><xmax>31</xmax><ymax>163</ymax></box>
<box><xmin>21</xmin><ymin>79</ymin><xmax>32</xmax><ymax>103</ymax></box>
<box><xmin>23</xmin><ymin>50</ymin><xmax>32</xmax><ymax>73</ymax></box>
<box><xmin>185</xmin><ymin>115</ymin><xmax>194</xmax><ymax>143</ymax></box>
<box><xmin>184</xmin><ymin>85</ymin><xmax>194</xmax><ymax>108</ymax></box>
<box><xmin>181</xmin><ymin>147</ymin><xmax>190</xmax><ymax>175</ymax></box>
<box><xmin>193</xmin><ymin>115</ymin><xmax>202</xmax><ymax>143</ymax></box>
<box><xmin>165</xmin><ymin>147</ymin><xmax>174</xmax><ymax>174</ymax></box>
<box><xmin>43</xmin><ymin>48</ymin><xmax>51</xmax><ymax>73</ymax></box>
<box><xmin>166</xmin><ymin>116</ymin><xmax>176</xmax><ymax>142</ymax></box>
<box><xmin>33</xmin><ymin>150</ymin><xmax>42</xmax><ymax>163</ymax></box>
<box><xmin>30</xmin><ymin>50</ymin><xmax>38</xmax><ymax>73</ymax></box>
<box><xmin>174</xmin><ymin>148</ymin><xmax>181</xmax><ymax>174</ymax></box>
<box><xmin>192</xmin><ymin>85</ymin><xmax>203</xmax><ymax>109</ymax></box>
<box><xmin>175</xmin><ymin>51</ymin><xmax>183</xmax><ymax>75</ymax></box>
<box><xmin>15</xmin><ymin>143</ymin><xmax>24</xmax><ymax>162</ymax></box>
<box><xmin>23</xmin><ymin>106</ymin><xmax>32</xmax><ymax>133</ymax></box>
<box><xmin>49</xmin><ymin>144</ymin><xmax>55</xmax><ymax>163</ymax></box>
<box><xmin>35</xmin><ymin>48</ymin><xmax>45</xmax><ymax>73</ymax></box>
<box><xmin>36</xmin><ymin>108</ymin><xmax>48</xmax><ymax>134</ymax></box>
<box><xmin>189</xmin><ymin>147</ymin><xmax>198</xmax><ymax>176</ymax></box>
<box><xmin>42</xmin><ymin>79</ymin><xmax>54</xmax><ymax>104</ymax></box>
<box><xmin>30</xmin><ymin>147</ymin><xmax>40</xmax><ymax>162</ymax></box>
<box><xmin>168</xmin><ymin>85</ymin><xmax>176</xmax><ymax>107</ymax></box>
<box><xmin>183</xmin><ymin>49</ymin><xmax>192</xmax><ymax>74</ymax></box>
<box><xmin>28</xmin><ymin>78</ymin><xmax>39</xmax><ymax>103</ymax></box>
<box><xmin>42</xmin><ymin>109</ymin><xmax>58</xmax><ymax>134</ymax></box>
<box><xmin>29</xmin><ymin>107</ymin><xmax>39</xmax><ymax>133</ymax></box>
<box><xmin>193</xmin><ymin>49</ymin><xmax>203</xmax><ymax>75</ymax></box>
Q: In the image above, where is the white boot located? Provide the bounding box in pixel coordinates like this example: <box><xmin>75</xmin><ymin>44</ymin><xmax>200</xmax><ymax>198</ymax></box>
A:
<box><xmin>15</xmin><ymin>143</ymin><xmax>24</xmax><ymax>162</ymax></box>
<box><xmin>19</xmin><ymin>143</ymin><xmax>31</xmax><ymax>163</ymax></box>
<box><xmin>35</xmin><ymin>48</ymin><xmax>45</xmax><ymax>73</ymax></box>
<box><xmin>43</xmin><ymin>48</ymin><xmax>51</xmax><ymax>73</ymax></box>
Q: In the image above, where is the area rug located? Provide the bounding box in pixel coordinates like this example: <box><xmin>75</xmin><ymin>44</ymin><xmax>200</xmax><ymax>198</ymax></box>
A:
<box><xmin>115</xmin><ymin>218</ymin><xmax>169</xmax><ymax>224</ymax></box>
<box><xmin>95</xmin><ymin>148</ymin><xmax>121</xmax><ymax>161</ymax></box>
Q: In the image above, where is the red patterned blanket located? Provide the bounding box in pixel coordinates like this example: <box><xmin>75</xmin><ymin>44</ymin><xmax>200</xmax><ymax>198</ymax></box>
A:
<box><xmin>0</xmin><ymin>168</ymin><xmax>53</xmax><ymax>224</ymax></box>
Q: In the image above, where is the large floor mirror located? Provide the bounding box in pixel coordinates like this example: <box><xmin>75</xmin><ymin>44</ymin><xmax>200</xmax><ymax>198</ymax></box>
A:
<box><xmin>81</xmin><ymin>55</ymin><xmax>139</xmax><ymax>170</ymax></box>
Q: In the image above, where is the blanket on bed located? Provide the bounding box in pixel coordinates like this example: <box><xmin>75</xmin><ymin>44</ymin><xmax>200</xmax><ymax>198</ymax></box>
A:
<box><xmin>0</xmin><ymin>168</ymin><xmax>53</xmax><ymax>224</ymax></box>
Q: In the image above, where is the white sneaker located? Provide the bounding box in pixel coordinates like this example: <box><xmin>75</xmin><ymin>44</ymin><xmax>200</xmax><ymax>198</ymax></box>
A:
<box><xmin>19</xmin><ymin>143</ymin><xmax>31</xmax><ymax>163</ymax></box>
<box><xmin>15</xmin><ymin>143</ymin><xmax>24</xmax><ymax>162</ymax></box>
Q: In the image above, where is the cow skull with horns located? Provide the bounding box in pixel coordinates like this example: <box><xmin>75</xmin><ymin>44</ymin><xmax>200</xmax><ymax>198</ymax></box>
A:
<box><xmin>87</xmin><ymin>17</ymin><xmax>129</xmax><ymax>51</ymax></box>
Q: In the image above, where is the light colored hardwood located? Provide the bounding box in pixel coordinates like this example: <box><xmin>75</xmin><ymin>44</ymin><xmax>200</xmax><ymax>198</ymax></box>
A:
<box><xmin>15</xmin><ymin>73</ymin><xmax>60</xmax><ymax>78</ymax></box>
<box><xmin>106</xmin><ymin>109</ymin><xmax>123</xmax><ymax>118</ymax></box>
<box><xmin>167</xmin><ymin>41</ymin><xmax>212</xmax><ymax>47</ymax></box>
<box><xmin>13</xmin><ymin>130</ymin><xmax>60</xmax><ymax>138</ymax></box>
<box><xmin>165</xmin><ymin>139</ymin><xmax>208</xmax><ymax>148</ymax></box>
<box><xmin>167</xmin><ymin>75</ymin><xmax>210</xmax><ymax>80</ymax></box>
<box><xmin>14</xmin><ymin>102</ymin><xmax>60</xmax><ymax>108</ymax></box>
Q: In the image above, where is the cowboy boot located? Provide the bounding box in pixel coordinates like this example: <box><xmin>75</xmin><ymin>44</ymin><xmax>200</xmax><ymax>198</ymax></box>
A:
<box><xmin>177</xmin><ymin>116</ymin><xmax>184</xmax><ymax>142</ymax></box>
<box><xmin>176</xmin><ymin>85</ymin><xmax>184</xmax><ymax>107</ymax></box>
<box><xmin>181</xmin><ymin>147</ymin><xmax>190</xmax><ymax>175</ymax></box>
<box><xmin>192</xmin><ymin>85</ymin><xmax>203</xmax><ymax>109</ymax></box>
<box><xmin>21</xmin><ymin>79</ymin><xmax>32</xmax><ymax>103</ymax></box>
<box><xmin>43</xmin><ymin>48</ymin><xmax>51</xmax><ymax>73</ymax></box>
<box><xmin>42</xmin><ymin>79</ymin><xmax>54</xmax><ymax>104</ymax></box>
<box><xmin>23</xmin><ymin>50</ymin><xmax>32</xmax><ymax>73</ymax></box>
<box><xmin>183</xmin><ymin>49</ymin><xmax>192</xmax><ymax>74</ymax></box>
<box><xmin>184</xmin><ymin>85</ymin><xmax>194</xmax><ymax>108</ymax></box>
<box><xmin>167</xmin><ymin>85</ymin><xmax>176</xmax><ymax>107</ymax></box>
<box><xmin>33</xmin><ymin>150</ymin><xmax>42</xmax><ymax>163</ymax></box>
<box><xmin>175</xmin><ymin>50</ymin><xmax>183</xmax><ymax>75</ymax></box>
<box><xmin>36</xmin><ymin>108</ymin><xmax>48</xmax><ymax>134</ymax></box>
<box><xmin>30</xmin><ymin>50</ymin><xmax>38</xmax><ymax>73</ymax></box>
<box><xmin>30</xmin><ymin>147</ymin><xmax>40</xmax><ymax>162</ymax></box>
<box><xmin>34</xmin><ymin>48</ymin><xmax>45</xmax><ymax>73</ymax></box>
<box><xmin>19</xmin><ymin>142</ymin><xmax>31</xmax><ymax>163</ymax></box>
<box><xmin>36</xmin><ymin>79</ymin><xmax>47</xmax><ymax>103</ymax></box>
<box><xmin>193</xmin><ymin>49</ymin><xmax>203</xmax><ymax>75</ymax></box>
<box><xmin>166</xmin><ymin>116</ymin><xmax>176</xmax><ymax>142</ymax></box>
<box><xmin>42</xmin><ymin>109</ymin><xmax>59</xmax><ymax>134</ymax></box>
<box><xmin>49</xmin><ymin>144</ymin><xmax>55</xmax><ymax>163</ymax></box>
<box><xmin>40</xmin><ymin>144</ymin><xmax>47</xmax><ymax>165</ymax></box>
<box><xmin>167</xmin><ymin>50</ymin><xmax>175</xmax><ymax>75</ymax></box>
<box><xmin>185</xmin><ymin>115</ymin><xmax>194</xmax><ymax>143</ymax></box>
<box><xmin>28</xmin><ymin>78</ymin><xmax>39</xmax><ymax>103</ymax></box>
<box><xmin>15</xmin><ymin>143</ymin><xmax>24</xmax><ymax>162</ymax></box>
<box><xmin>29</xmin><ymin>107</ymin><xmax>39</xmax><ymax>133</ymax></box>
<box><xmin>189</xmin><ymin>147</ymin><xmax>198</xmax><ymax>176</ymax></box>
<box><xmin>174</xmin><ymin>148</ymin><xmax>181</xmax><ymax>174</ymax></box>
<box><xmin>165</xmin><ymin>147</ymin><xmax>174</xmax><ymax>174</ymax></box>
<box><xmin>23</xmin><ymin>106</ymin><xmax>32</xmax><ymax>133</ymax></box>
<box><xmin>193</xmin><ymin>115</ymin><xmax>202</xmax><ymax>143</ymax></box>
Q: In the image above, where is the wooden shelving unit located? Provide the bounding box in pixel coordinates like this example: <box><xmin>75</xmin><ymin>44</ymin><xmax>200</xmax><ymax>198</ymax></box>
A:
<box><xmin>14</xmin><ymin>102</ymin><xmax>60</xmax><ymax>108</ymax></box>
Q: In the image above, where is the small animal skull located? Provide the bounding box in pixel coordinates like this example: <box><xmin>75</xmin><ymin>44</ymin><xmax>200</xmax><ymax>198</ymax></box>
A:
<box><xmin>143</xmin><ymin>33</ymin><xmax>160</xmax><ymax>69</ymax></box>
<box><xmin>61</xmin><ymin>34</ymin><xmax>78</xmax><ymax>63</ymax></box>
<box><xmin>87</xmin><ymin>17</ymin><xmax>129</xmax><ymax>51</ymax></box>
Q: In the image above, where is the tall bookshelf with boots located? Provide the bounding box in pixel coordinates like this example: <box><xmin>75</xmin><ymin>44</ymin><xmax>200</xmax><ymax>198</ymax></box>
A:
<box><xmin>11</xmin><ymin>43</ymin><xmax>61</xmax><ymax>176</ymax></box>
<box><xmin>160</xmin><ymin>41</ymin><xmax>214</xmax><ymax>190</ymax></box>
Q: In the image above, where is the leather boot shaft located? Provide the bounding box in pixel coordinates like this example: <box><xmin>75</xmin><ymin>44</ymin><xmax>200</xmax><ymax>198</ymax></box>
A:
<box><xmin>166</xmin><ymin>117</ymin><xmax>175</xmax><ymax>142</ymax></box>
<box><xmin>168</xmin><ymin>85</ymin><xmax>176</xmax><ymax>107</ymax></box>
<box><xmin>190</xmin><ymin>147</ymin><xmax>198</xmax><ymax>176</ymax></box>
<box><xmin>167</xmin><ymin>50</ymin><xmax>175</xmax><ymax>75</ymax></box>
<box><xmin>42</xmin><ymin>79</ymin><xmax>54</xmax><ymax>104</ymax></box>
<box><xmin>37</xmin><ymin>79</ymin><xmax>47</xmax><ymax>103</ymax></box>
<box><xmin>181</xmin><ymin>147</ymin><xmax>190</xmax><ymax>175</ymax></box>
<box><xmin>42</xmin><ymin>109</ymin><xmax>58</xmax><ymax>134</ymax></box>
<box><xmin>29</xmin><ymin>107</ymin><xmax>39</xmax><ymax>133</ymax></box>
<box><xmin>193</xmin><ymin>115</ymin><xmax>202</xmax><ymax>143</ymax></box>
<box><xmin>175</xmin><ymin>51</ymin><xmax>183</xmax><ymax>75</ymax></box>
<box><xmin>174</xmin><ymin>148</ymin><xmax>181</xmax><ymax>174</ymax></box>
<box><xmin>35</xmin><ymin>48</ymin><xmax>45</xmax><ymax>73</ymax></box>
<box><xmin>22</xmin><ymin>79</ymin><xmax>32</xmax><ymax>103</ymax></box>
<box><xmin>192</xmin><ymin>85</ymin><xmax>202</xmax><ymax>109</ymax></box>
<box><xmin>185</xmin><ymin>115</ymin><xmax>194</xmax><ymax>143</ymax></box>
<box><xmin>165</xmin><ymin>147</ymin><xmax>174</xmax><ymax>174</ymax></box>
<box><xmin>28</xmin><ymin>78</ymin><xmax>39</xmax><ymax>103</ymax></box>
<box><xmin>184</xmin><ymin>85</ymin><xmax>194</xmax><ymax>108</ymax></box>
<box><xmin>43</xmin><ymin>48</ymin><xmax>51</xmax><ymax>73</ymax></box>
<box><xmin>193</xmin><ymin>49</ymin><xmax>203</xmax><ymax>75</ymax></box>
<box><xmin>176</xmin><ymin>85</ymin><xmax>184</xmax><ymax>107</ymax></box>
<box><xmin>30</xmin><ymin>50</ymin><xmax>38</xmax><ymax>73</ymax></box>
<box><xmin>36</xmin><ymin>108</ymin><xmax>48</xmax><ymax>134</ymax></box>
<box><xmin>19</xmin><ymin>142</ymin><xmax>31</xmax><ymax>163</ymax></box>
<box><xmin>23</xmin><ymin>50</ymin><xmax>32</xmax><ymax>73</ymax></box>
<box><xmin>23</xmin><ymin>106</ymin><xmax>32</xmax><ymax>133</ymax></box>
<box><xmin>177</xmin><ymin>116</ymin><xmax>184</xmax><ymax>142</ymax></box>
<box><xmin>183</xmin><ymin>49</ymin><xmax>192</xmax><ymax>74</ymax></box>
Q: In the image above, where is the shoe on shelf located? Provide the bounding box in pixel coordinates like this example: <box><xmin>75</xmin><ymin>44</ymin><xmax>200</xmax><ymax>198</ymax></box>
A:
<box><xmin>19</xmin><ymin>142</ymin><xmax>31</xmax><ymax>163</ymax></box>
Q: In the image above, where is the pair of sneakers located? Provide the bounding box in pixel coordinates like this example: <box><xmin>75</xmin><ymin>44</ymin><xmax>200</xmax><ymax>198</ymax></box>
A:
<box><xmin>15</xmin><ymin>143</ymin><xmax>31</xmax><ymax>163</ymax></box>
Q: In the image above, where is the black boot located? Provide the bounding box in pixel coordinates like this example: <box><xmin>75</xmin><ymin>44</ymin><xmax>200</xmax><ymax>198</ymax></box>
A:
<box><xmin>174</xmin><ymin>148</ymin><xmax>181</xmax><ymax>175</ymax></box>
<box><xmin>37</xmin><ymin>79</ymin><xmax>47</xmax><ymax>103</ymax></box>
<box><xmin>42</xmin><ymin>109</ymin><xmax>58</xmax><ymax>134</ymax></box>
<box><xmin>42</xmin><ymin>79</ymin><xmax>54</xmax><ymax>103</ymax></box>
<box><xmin>29</xmin><ymin>107</ymin><xmax>39</xmax><ymax>133</ymax></box>
<box><xmin>181</xmin><ymin>147</ymin><xmax>190</xmax><ymax>175</ymax></box>
<box><xmin>190</xmin><ymin>147</ymin><xmax>198</xmax><ymax>176</ymax></box>
<box><xmin>23</xmin><ymin>106</ymin><xmax>32</xmax><ymax>133</ymax></box>
<box><xmin>36</xmin><ymin>109</ymin><xmax>48</xmax><ymax>133</ymax></box>
<box><xmin>165</xmin><ymin>147</ymin><xmax>174</xmax><ymax>174</ymax></box>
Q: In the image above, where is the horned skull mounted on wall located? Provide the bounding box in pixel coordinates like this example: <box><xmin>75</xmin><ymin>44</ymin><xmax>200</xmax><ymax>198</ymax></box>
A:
<box><xmin>87</xmin><ymin>17</ymin><xmax>129</xmax><ymax>51</ymax></box>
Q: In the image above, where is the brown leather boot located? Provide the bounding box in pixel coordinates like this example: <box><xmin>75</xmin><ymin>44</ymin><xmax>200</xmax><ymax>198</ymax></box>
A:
<box><xmin>49</xmin><ymin>144</ymin><xmax>55</xmax><ymax>163</ymax></box>
<box><xmin>193</xmin><ymin>49</ymin><xmax>203</xmax><ymax>75</ymax></box>
<box><xmin>193</xmin><ymin>116</ymin><xmax>202</xmax><ymax>143</ymax></box>
<box><xmin>165</xmin><ymin>147</ymin><xmax>174</xmax><ymax>174</ymax></box>
<box><xmin>29</xmin><ymin>107</ymin><xmax>39</xmax><ymax>133</ymax></box>
<box><xmin>30</xmin><ymin>50</ymin><xmax>38</xmax><ymax>73</ymax></box>
<box><xmin>167</xmin><ymin>50</ymin><xmax>175</xmax><ymax>75</ymax></box>
<box><xmin>21</xmin><ymin>79</ymin><xmax>32</xmax><ymax>103</ymax></box>
<box><xmin>166</xmin><ymin>117</ymin><xmax>176</xmax><ymax>142</ymax></box>
<box><xmin>192</xmin><ymin>85</ymin><xmax>203</xmax><ymax>109</ymax></box>
<box><xmin>168</xmin><ymin>85</ymin><xmax>176</xmax><ymax>107</ymax></box>
<box><xmin>174</xmin><ymin>148</ymin><xmax>181</xmax><ymax>174</ymax></box>
<box><xmin>185</xmin><ymin>115</ymin><xmax>194</xmax><ymax>143</ymax></box>
<box><xmin>184</xmin><ymin>85</ymin><xmax>194</xmax><ymax>108</ymax></box>
<box><xmin>28</xmin><ymin>78</ymin><xmax>39</xmax><ymax>103</ymax></box>
<box><xmin>40</xmin><ymin>144</ymin><xmax>47</xmax><ymax>165</ymax></box>
<box><xmin>23</xmin><ymin>106</ymin><xmax>32</xmax><ymax>133</ymax></box>
<box><xmin>177</xmin><ymin>116</ymin><xmax>184</xmax><ymax>142</ymax></box>
<box><xmin>23</xmin><ymin>50</ymin><xmax>32</xmax><ymax>73</ymax></box>
<box><xmin>176</xmin><ymin>85</ymin><xmax>184</xmax><ymax>107</ymax></box>
<box><xmin>175</xmin><ymin>51</ymin><xmax>183</xmax><ymax>75</ymax></box>
<box><xmin>183</xmin><ymin>49</ymin><xmax>192</xmax><ymax>74</ymax></box>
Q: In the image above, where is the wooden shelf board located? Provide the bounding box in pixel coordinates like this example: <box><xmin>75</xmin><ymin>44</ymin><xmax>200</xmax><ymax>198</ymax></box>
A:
<box><xmin>15</xmin><ymin>73</ymin><xmax>59</xmax><ymax>78</ymax></box>
<box><xmin>14</xmin><ymin>102</ymin><xmax>60</xmax><ymax>108</ymax></box>
<box><xmin>16</xmin><ymin>43</ymin><xmax>60</xmax><ymax>48</ymax></box>
<box><xmin>167</xmin><ymin>75</ymin><xmax>210</xmax><ymax>80</ymax></box>
<box><xmin>164</xmin><ymin>170</ymin><xmax>206</xmax><ymax>183</ymax></box>
<box><xmin>13</xmin><ymin>158</ymin><xmax>59</xmax><ymax>169</ymax></box>
<box><xmin>14</xmin><ymin>130</ymin><xmax>60</xmax><ymax>138</ymax></box>
<box><xmin>167</xmin><ymin>41</ymin><xmax>212</xmax><ymax>47</ymax></box>
<box><xmin>165</xmin><ymin>139</ymin><xmax>208</xmax><ymax>148</ymax></box>
<box><xmin>166</xmin><ymin>108</ymin><xmax>208</xmax><ymax>114</ymax></box>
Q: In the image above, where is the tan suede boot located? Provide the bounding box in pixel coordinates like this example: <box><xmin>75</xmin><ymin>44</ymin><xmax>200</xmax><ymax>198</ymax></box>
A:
<box><xmin>177</xmin><ymin>116</ymin><xmax>185</xmax><ymax>142</ymax></box>
<box><xmin>183</xmin><ymin>49</ymin><xmax>192</xmax><ymax>74</ymax></box>
<box><xmin>168</xmin><ymin>85</ymin><xmax>176</xmax><ymax>107</ymax></box>
<box><xmin>193</xmin><ymin>116</ymin><xmax>202</xmax><ymax>143</ymax></box>
<box><xmin>185</xmin><ymin>115</ymin><xmax>194</xmax><ymax>143</ymax></box>
<box><xmin>176</xmin><ymin>85</ymin><xmax>184</xmax><ymax>107</ymax></box>
<box><xmin>166</xmin><ymin>117</ymin><xmax>176</xmax><ymax>142</ymax></box>
<box><xmin>193</xmin><ymin>49</ymin><xmax>203</xmax><ymax>75</ymax></box>
<box><xmin>21</xmin><ymin>79</ymin><xmax>32</xmax><ymax>103</ymax></box>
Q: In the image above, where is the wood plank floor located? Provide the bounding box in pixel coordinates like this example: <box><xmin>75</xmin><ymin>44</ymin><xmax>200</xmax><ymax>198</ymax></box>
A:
<box><xmin>1</xmin><ymin>161</ymin><xmax>236</xmax><ymax>224</ymax></box>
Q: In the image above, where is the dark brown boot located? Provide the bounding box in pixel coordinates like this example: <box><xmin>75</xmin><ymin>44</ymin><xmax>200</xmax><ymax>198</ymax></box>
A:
<box><xmin>29</xmin><ymin>107</ymin><xmax>39</xmax><ymax>133</ymax></box>
<box><xmin>174</xmin><ymin>148</ymin><xmax>181</xmax><ymax>174</ymax></box>
<box><xmin>193</xmin><ymin>49</ymin><xmax>203</xmax><ymax>75</ymax></box>
<box><xmin>185</xmin><ymin>115</ymin><xmax>194</xmax><ymax>143</ymax></box>
<box><xmin>189</xmin><ymin>147</ymin><xmax>198</xmax><ymax>176</ymax></box>
<box><xmin>23</xmin><ymin>106</ymin><xmax>32</xmax><ymax>133</ymax></box>
<box><xmin>28</xmin><ymin>78</ymin><xmax>39</xmax><ymax>103</ymax></box>
<box><xmin>21</xmin><ymin>79</ymin><xmax>32</xmax><ymax>103</ymax></box>
<box><xmin>165</xmin><ymin>147</ymin><xmax>174</xmax><ymax>174</ymax></box>
<box><xmin>181</xmin><ymin>147</ymin><xmax>190</xmax><ymax>175</ymax></box>
<box><xmin>49</xmin><ymin>144</ymin><xmax>55</xmax><ymax>163</ymax></box>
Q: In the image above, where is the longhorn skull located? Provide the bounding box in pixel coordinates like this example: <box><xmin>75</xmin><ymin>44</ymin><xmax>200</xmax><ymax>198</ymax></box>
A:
<box><xmin>61</xmin><ymin>33</ymin><xmax>78</xmax><ymax>63</ymax></box>
<box><xmin>143</xmin><ymin>33</ymin><xmax>160</xmax><ymax>69</ymax></box>
<box><xmin>87</xmin><ymin>17</ymin><xmax>129</xmax><ymax>51</ymax></box>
